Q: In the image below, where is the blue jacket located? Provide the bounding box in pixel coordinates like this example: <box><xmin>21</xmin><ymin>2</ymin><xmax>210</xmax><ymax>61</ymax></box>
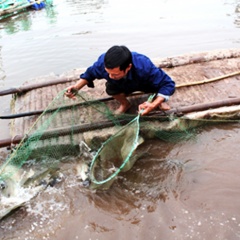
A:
<box><xmin>80</xmin><ymin>52</ymin><xmax>175</xmax><ymax>99</ymax></box>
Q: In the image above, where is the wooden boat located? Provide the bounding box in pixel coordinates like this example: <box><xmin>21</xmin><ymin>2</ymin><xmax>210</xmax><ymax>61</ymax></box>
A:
<box><xmin>0</xmin><ymin>48</ymin><xmax>240</xmax><ymax>149</ymax></box>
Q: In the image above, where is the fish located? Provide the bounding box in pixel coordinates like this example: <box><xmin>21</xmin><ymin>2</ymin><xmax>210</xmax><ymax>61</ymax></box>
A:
<box><xmin>0</xmin><ymin>164</ymin><xmax>61</xmax><ymax>220</ymax></box>
<box><xmin>0</xmin><ymin>140</ymin><xmax>94</xmax><ymax>220</ymax></box>
<box><xmin>75</xmin><ymin>141</ymin><xmax>94</xmax><ymax>186</ymax></box>
<box><xmin>79</xmin><ymin>140</ymin><xmax>94</xmax><ymax>164</ymax></box>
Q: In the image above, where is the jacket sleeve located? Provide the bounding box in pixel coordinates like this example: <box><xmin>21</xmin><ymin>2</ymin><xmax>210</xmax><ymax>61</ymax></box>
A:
<box><xmin>156</xmin><ymin>68</ymin><xmax>175</xmax><ymax>98</ymax></box>
<box><xmin>80</xmin><ymin>54</ymin><xmax>106</xmax><ymax>88</ymax></box>
<box><xmin>145</xmin><ymin>58</ymin><xmax>175</xmax><ymax>99</ymax></box>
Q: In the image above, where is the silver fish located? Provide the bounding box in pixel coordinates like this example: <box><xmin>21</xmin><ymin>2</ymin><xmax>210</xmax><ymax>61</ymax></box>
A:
<box><xmin>75</xmin><ymin>141</ymin><xmax>94</xmax><ymax>185</ymax></box>
<box><xmin>0</xmin><ymin>164</ymin><xmax>61</xmax><ymax>220</ymax></box>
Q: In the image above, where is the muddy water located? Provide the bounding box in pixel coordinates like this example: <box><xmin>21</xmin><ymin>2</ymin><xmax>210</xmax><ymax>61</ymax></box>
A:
<box><xmin>1</xmin><ymin>0</ymin><xmax>240</xmax><ymax>239</ymax></box>
<box><xmin>1</xmin><ymin>124</ymin><xmax>240</xmax><ymax>239</ymax></box>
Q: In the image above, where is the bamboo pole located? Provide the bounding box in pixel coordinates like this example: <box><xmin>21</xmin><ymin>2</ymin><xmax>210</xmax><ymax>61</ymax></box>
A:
<box><xmin>176</xmin><ymin>71</ymin><xmax>240</xmax><ymax>88</ymax></box>
<box><xmin>0</xmin><ymin>92</ymin><xmax>144</xmax><ymax>119</ymax></box>
<box><xmin>155</xmin><ymin>49</ymin><xmax>240</xmax><ymax>68</ymax></box>
<box><xmin>0</xmin><ymin>118</ymin><xmax>131</xmax><ymax>148</ymax></box>
<box><xmin>0</xmin><ymin>77</ymin><xmax>79</xmax><ymax>96</ymax></box>
<box><xmin>164</xmin><ymin>97</ymin><xmax>240</xmax><ymax>115</ymax></box>
<box><xmin>0</xmin><ymin>135</ymin><xmax>23</xmax><ymax>148</ymax></box>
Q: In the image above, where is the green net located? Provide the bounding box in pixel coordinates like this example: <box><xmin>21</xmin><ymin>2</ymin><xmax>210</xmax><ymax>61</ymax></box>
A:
<box><xmin>0</xmin><ymin>90</ymin><xmax>239</xmax><ymax>191</ymax></box>
<box><xmin>89</xmin><ymin>114</ymin><xmax>143</xmax><ymax>190</ymax></box>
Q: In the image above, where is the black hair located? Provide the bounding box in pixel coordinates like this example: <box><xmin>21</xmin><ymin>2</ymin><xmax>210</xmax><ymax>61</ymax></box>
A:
<box><xmin>104</xmin><ymin>45</ymin><xmax>132</xmax><ymax>71</ymax></box>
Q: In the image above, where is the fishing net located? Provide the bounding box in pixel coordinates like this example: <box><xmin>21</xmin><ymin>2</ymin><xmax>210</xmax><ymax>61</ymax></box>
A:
<box><xmin>0</xmin><ymin>90</ymin><xmax>116</xmax><ymax>183</ymax></box>
<box><xmin>0</xmin><ymin>90</ymin><xmax>239</xmax><ymax>190</ymax></box>
<box><xmin>89</xmin><ymin>113</ymin><xmax>144</xmax><ymax>190</ymax></box>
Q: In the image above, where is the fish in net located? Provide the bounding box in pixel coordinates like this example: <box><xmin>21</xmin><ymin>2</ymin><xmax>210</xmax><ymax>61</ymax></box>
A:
<box><xmin>89</xmin><ymin>113</ymin><xmax>144</xmax><ymax>190</ymax></box>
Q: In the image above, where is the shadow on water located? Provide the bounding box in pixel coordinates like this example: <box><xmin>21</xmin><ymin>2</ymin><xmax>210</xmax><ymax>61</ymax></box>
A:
<box><xmin>3</xmin><ymin>14</ymin><xmax>32</xmax><ymax>34</ymax></box>
<box><xmin>0</xmin><ymin>4</ymin><xmax>57</xmax><ymax>34</ymax></box>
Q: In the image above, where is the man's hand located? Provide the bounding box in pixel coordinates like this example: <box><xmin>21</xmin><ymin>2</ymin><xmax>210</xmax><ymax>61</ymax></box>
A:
<box><xmin>138</xmin><ymin>101</ymin><xmax>155</xmax><ymax>116</ymax></box>
<box><xmin>138</xmin><ymin>95</ymin><xmax>165</xmax><ymax>116</ymax></box>
<box><xmin>65</xmin><ymin>79</ymin><xmax>88</xmax><ymax>100</ymax></box>
<box><xmin>65</xmin><ymin>86</ymin><xmax>78</xmax><ymax>100</ymax></box>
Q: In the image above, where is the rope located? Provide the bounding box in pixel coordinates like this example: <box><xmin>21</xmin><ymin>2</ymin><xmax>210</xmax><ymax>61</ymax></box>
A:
<box><xmin>176</xmin><ymin>71</ymin><xmax>240</xmax><ymax>88</ymax></box>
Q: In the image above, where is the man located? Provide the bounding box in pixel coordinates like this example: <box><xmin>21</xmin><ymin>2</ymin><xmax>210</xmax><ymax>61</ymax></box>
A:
<box><xmin>65</xmin><ymin>45</ymin><xmax>175</xmax><ymax>116</ymax></box>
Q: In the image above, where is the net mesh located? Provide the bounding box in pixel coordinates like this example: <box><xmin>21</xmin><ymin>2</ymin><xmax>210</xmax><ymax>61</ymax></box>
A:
<box><xmin>89</xmin><ymin>114</ymin><xmax>143</xmax><ymax>190</ymax></box>
<box><xmin>0</xmin><ymin>90</ymin><xmax>239</xmax><ymax>190</ymax></box>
